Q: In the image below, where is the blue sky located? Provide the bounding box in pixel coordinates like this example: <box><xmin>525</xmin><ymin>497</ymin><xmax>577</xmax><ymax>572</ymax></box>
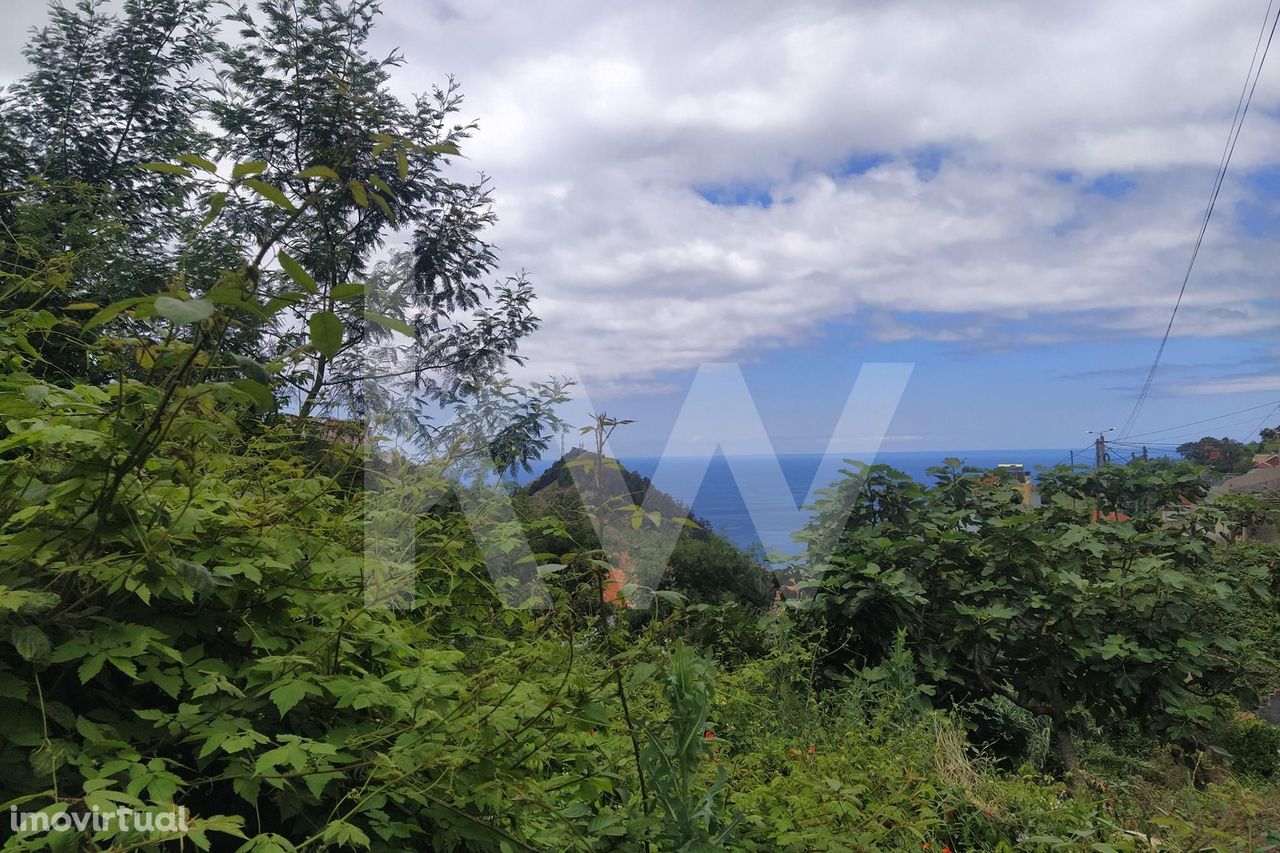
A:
<box><xmin>583</xmin><ymin>323</ymin><xmax>1280</xmax><ymax>457</ymax></box>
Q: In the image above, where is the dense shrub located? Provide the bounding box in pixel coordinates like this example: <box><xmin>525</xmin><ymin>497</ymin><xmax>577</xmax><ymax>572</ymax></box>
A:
<box><xmin>664</xmin><ymin>536</ymin><xmax>773</xmax><ymax>609</ymax></box>
<box><xmin>1221</xmin><ymin>716</ymin><xmax>1280</xmax><ymax>780</ymax></box>
<box><xmin>806</xmin><ymin>461</ymin><xmax>1268</xmax><ymax>786</ymax></box>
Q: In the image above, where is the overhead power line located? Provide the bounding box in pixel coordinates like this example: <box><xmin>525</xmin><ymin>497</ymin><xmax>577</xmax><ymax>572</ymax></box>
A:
<box><xmin>1120</xmin><ymin>398</ymin><xmax>1280</xmax><ymax>440</ymax></box>
<box><xmin>1240</xmin><ymin>401</ymin><xmax>1280</xmax><ymax>442</ymax></box>
<box><xmin>1118</xmin><ymin>0</ymin><xmax>1280</xmax><ymax>438</ymax></box>
<box><xmin>1050</xmin><ymin>443</ymin><xmax>1097</xmax><ymax>468</ymax></box>
<box><xmin>1108</xmin><ymin>417</ymin><xmax>1276</xmax><ymax>449</ymax></box>
<box><xmin>1115</xmin><ymin>415</ymin><xmax>1280</xmax><ymax>446</ymax></box>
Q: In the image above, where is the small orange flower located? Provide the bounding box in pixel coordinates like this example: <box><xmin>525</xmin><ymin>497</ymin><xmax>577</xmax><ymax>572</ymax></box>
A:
<box><xmin>807</xmin><ymin>744</ymin><xmax>815</xmax><ymax>755</ymax></box>
<box><xmin>787</xmin><ymin>747</ymin><xmax>799</xmax><ymax>757</ymax></box>
<box><xmin>704</xmin><ymin>729</ymin><xmax>715</xmax><ymax>740</ymax></box>
<box><xmin>942</xmin><ymin>847</ymin><xmax>952</xmax><ymax>853</ymax></box>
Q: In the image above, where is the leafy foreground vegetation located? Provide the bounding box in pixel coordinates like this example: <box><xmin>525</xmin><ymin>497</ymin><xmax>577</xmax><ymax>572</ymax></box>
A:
<box><xmin>2</xmin><ymin>1</ymin><xmax>1280</xmax><ymax>850</ymax></box>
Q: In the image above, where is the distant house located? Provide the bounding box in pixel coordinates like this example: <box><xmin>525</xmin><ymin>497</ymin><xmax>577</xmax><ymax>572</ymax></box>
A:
<box><xmin>1212</xmin><ymin>465</ymin><xmax>1280</xmax><ymax>503</ymax></box>
<box><xmin>986</xmin><ymin>463</ymin><xmax>1040</xmax><ymax>507</ymax></box>
<box><xmin>1210</xmin><ymin>466</ymin><xmax>1280</xmax><ymax>542</ymax></box>
<box><xmin>1252</xmin><ymin>452</ymin><xmax>1279</xmax><ymax>469</ymax></box>
<box><xmin>282</xmin><ymin>414</ymin><xmax>365</xmax><ymax>445</ymax></box>
<box><xmin>1091</xmin><ymin>509</ymin><xmax>1131</xmax><ymax>523</ymax></box>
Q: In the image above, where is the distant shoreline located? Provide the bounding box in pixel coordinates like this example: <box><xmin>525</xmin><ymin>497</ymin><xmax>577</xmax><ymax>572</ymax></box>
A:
<box><xmin>517</xmin><ymin>448</ymin><xmax>1169</xmax><ymax>558</ymax></box>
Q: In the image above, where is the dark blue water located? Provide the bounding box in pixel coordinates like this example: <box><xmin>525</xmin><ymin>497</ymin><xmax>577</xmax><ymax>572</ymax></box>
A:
<box><xmin>519</xmin><ymin>449</ymin><xmax>1088</xmax><ymax>559</ymax></box>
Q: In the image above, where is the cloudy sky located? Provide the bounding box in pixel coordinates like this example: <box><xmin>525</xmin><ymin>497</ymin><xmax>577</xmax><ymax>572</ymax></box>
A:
<box><xmin>6</xmin><ymin>0</ymin><xmax>1280</xmax><ymax>455</ymax></box>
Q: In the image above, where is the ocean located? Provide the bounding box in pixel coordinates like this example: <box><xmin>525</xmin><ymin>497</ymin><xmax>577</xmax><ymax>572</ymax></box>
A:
<box><xmin>518</xmin><ymin>448</ymin><xmax>1089</xmax><ymax>560</ymax></box>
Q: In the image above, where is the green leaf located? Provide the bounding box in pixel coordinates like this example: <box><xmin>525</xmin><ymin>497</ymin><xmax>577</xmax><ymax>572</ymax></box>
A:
<box><xmin>369</xmin><ymin>191</ymin><xmax>395</xmax><ymax>224</ymax></box>
<box><xmin>296</xmin><ymin>165</ymin><xmax>339</xmax><ymax>180</ymax></box>
<box><xmin>626</xmin><ymin>662</ymin><xmax>658</xmax><ymax>689</ymax></box>
<box><xmin>653</xmin><ymin>589</ymin><xmax>687</xmax><ymax>608</ymax></box>
<box><xmin>78</xmin><ymin>655</ymin><xmax>106</xmax><ymax>683</ymax></box>
<box><xmin>155</xmin><ymin>296</ymin><xmax>214</xmax><ymax>325</ymax></box>
<box><xmin>347</xmin><ymin>180</ymin><xmax>368</xmax><ymax>208</ymax></box>
<box><xmin>138</xmin><ymin>162</ymin><xmax>192</xmax><ymax>176</ymax></box>
<box><xmin>303</xmin><ymin>771</ymin><xmax>343</xmax><ymax>799</ymax></box>
<box><xmin>277</xmin><ymin>251</ymin><xmax>317</xmax><ymax>293</ymax></box>
<box><xmin>424</xmin><ymin>141</ymin><xmax>461</xmax><ymax>156</ymax></box>
<box><xmin>202</xmin><ymin>814</ymin><xmax>248</xmax><ymax>840</ymax></box>
<box><xmin>175</xmin><ymin>559</ymin><xmax>232</xmax><ymax>597</ymax></box>
<box><xmin>16</xmin><ymin>592</ymin><xmax>59</xmax><ymax>616</ymax></box>
<box><xmin>255</xmin><ymin>742</ymin><xmax>307</xmax><ymax>775</ymax></box>
<box><xmin>361</xmin><ymin>312</ymin><xmax>413</xmax><ymax>337</ymax></box>
<box><xmin>308</xmin><ymin>312</ymin><xmax>343</xmax><ymax>358</ymax></box>
<box><xmin>176</xmin><ymin>153</ymin><xmax>217</xmax><ymax>173</ymax></box>
<box><xmin>269</xmin><ymin>680</ymin><xmax>311</xmax><ymax>717</ymax></box>
<box><xmin>330</xmin><ymin>283</ymin><xmax>366</xmax><ymax>301</ymax></box>
<box><xmin>232</xmin><ymin>775</ymin><xmax>261</xmax><ymax>807</ymax></box>
<box><xmin>85</xmin><ymin>296</ymin><xmax>152</xmax><ymax>330</ymax></box>
<box><xmin>0</xmin><ymin>673</ymin><xmax>27</xmax><ymax>700</ymax></box>
<box><xmin>366</xmin><ymin>174</ymin><xmax>394</xmax><ymax>197</ymax></box>
<box><xmin>201</xmin><ymin>191</ymin><xmax>227</xmax><ymax>227</ymax></box>
<box><xmin>395</xmin><ymin>149</ymin><xmax>409</xmax><ymax>180</ymax></box>
<box><xmin>109</xmin><ymin>656</ymin><xmax>138</xmax><ymax>678</ymax></box>
<box><xmin>232</xmin><ymin>379</ymin><xmax>275</xmax><ymax>413</ymax></box>
<box><xmin>243</xmin><ymin>179</ymin><xmax>295</xmax><ymax>210</ymax></box>
<box><xmin>321</xmin><ymin>820</ymin><xmax>370</xmax><ymax>849</ymax></box>
<box><xmin>236</xmin><ymin>831</ymin><xmax>293</xmax><ymax>852</ymax></box>
<box><xmin>231</xmin><ymin>354</ymin><xmax>270</xmax><ymax>384</ymax></box>
<box><xmin>232</xmin><ymin>160</ymin><xmax>268</xmax><ymax>179</ymax></box>
<box><xmin>262</xmin><ymin>291</ymin><xmax>308</xmax><ymax>316</ymax></box>
<box><xmin>12</xmin><ymin>626</ymin><xmax>50</xmax><ymax>662</ymax></box>
<box><xmin>204</xmin><ymin>283</ymin><xmax>252</xmax><ymax>308</ymax></box>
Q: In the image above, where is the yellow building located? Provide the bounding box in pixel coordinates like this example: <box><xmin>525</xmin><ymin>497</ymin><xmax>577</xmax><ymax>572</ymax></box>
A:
<box><xmin>994</xmin><ymin>463</ymin><xmax>1039</xmax><ymax>507</ymax></box>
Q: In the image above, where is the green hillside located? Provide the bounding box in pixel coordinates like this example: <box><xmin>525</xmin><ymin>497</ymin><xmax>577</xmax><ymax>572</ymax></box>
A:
<box><xmin>516</xmin><ymin>448</ymin><xmax>777</xmax><ymax>609</ymax></box>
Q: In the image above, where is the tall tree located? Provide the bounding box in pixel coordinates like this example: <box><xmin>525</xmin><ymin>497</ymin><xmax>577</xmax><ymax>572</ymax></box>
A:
<box><xmin>0</xmin><ymin>0</ymin><xmax>229</xmax><ymax>385</ymax></box>
<box><xmin>2</xmin><ymin>0</ymin><xmax>219</xmax><ymax>295</ymax></box>
<box><xmin>210</xmin><ymin>0</ymin><xmax>538</xmax><ymax>422</ymax></box>
<box><xmin>1176</xmin><ymin>436</ymin><xmax>1248</xmax><ymax>473</ymax></box>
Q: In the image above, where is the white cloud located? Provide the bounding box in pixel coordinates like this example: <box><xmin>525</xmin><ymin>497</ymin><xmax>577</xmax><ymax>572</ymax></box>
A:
<box><xmin>364</xmin><ymin>0</ymin><xmax>1280</xmax><ymax>386</ymax></box>
<box><xmin>7</xmin><ymin>0</ymin><xmax>1280</xmax><ymax>388</ymax></box>
<box><xmin>1177</xmin><ymin>375</ymin><xmax>1280</xmax><ymax>395</ymax></box>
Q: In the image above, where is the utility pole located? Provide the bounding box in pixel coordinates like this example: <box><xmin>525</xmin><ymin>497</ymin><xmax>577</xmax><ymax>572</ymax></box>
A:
<box><xmin>1069</xmin><ymin>449</ymin><xmax>1075</xmax><ymax>467</ymax></box>
<box><xmin>1087</xmin><ymin>428</ymin><xmax>1115</xmax><ymax>467</ymax></box>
